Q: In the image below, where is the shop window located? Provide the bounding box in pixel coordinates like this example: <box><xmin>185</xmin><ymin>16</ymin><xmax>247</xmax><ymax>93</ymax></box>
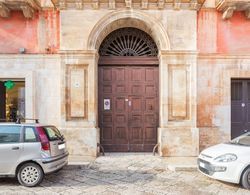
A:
<box><xmin>0</xmin><ymin>80</ymin><xmax>25</xmax><ymax>122</ymax></box>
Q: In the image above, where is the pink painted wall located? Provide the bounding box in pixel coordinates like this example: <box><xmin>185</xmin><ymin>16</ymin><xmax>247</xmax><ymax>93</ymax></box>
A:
<box><xmin>0</xmin><ymin>10</ymin><xmax>60</xmax><ymax>54</ymax></box>
<box><xmin>40</xmin><ymin>10</ymin><xmax>60</xmax><ymax>54</ymax></box>
<box><xmin>0</xmin><ymin>11</ymin><xmax>39</xmax><ymax>53</ymax></box>
<box><xmin>198</xmin><ymin>9</ymin><xmax>250</xmax><ymax>53</ymax></box>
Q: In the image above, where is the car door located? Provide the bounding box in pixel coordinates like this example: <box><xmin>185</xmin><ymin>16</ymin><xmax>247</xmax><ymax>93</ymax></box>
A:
<box><xmin>0</xmin><ymin>125</ymin><xmax>23</xmax><ymax>175</ymax></box>
<box><xmin>19</xmin><ymin>126</ymin><xmax>42</xmax><ymax>162</ymax></box>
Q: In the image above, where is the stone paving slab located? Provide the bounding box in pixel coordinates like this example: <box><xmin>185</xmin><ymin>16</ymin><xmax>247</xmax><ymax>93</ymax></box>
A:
<box><xmin>0</xmin><ymin>153</ymin><xmax>249</xmax><ymax>195</ymax></box>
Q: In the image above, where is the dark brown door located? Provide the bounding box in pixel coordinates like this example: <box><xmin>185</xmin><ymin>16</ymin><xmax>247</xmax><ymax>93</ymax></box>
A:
<box><xmin>99</xmin><ymin>65</ymin><xmax>158</xmax><ymax>152</ymax></box>
<box><xmin>0</xmin><ymin>82</ymin><xmax>6</xmax><ymax>120</ymax></box>
<box><xmin>231</xmin><ymin>79</ymin><xmax>250</xmax><ymax>139</ymax></box>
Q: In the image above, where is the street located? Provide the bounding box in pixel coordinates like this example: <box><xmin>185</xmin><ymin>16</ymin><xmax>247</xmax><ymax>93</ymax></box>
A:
<box><xmin>0</xmin><ymin>154</ymin><xmax>249</xmax><ymax>195</ymax></box>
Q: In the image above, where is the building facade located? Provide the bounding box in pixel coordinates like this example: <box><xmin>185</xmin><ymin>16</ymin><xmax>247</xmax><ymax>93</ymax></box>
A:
<box><xmin>0</xmin><ymin>0</ymin><xmax>249</xmax><ymax>161</ymax></box>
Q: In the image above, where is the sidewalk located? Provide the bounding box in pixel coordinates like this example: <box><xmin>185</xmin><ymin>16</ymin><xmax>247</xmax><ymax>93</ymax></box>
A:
<box><xmin>68</xmin><ymin>153</ymin><xmax>198</xmax><ymax>172</ymax></box>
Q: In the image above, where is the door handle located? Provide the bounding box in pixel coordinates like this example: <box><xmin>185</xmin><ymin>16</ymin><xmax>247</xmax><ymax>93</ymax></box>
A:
<box><xmin>12</xmin><ymin>146</ymin><xmax>19</xmax><ymax>150</ymax></box>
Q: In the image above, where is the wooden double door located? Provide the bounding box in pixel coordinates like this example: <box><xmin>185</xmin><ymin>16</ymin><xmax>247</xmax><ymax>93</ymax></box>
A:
<box><xmin>231</xmin><ymin>79</ymin><xmax>250</xmax><ymax>139</ymax></box>
<box><xmin>98</xmin><ymin>65</ymin><xmax>159</xmax><ymax>152</ymax></box>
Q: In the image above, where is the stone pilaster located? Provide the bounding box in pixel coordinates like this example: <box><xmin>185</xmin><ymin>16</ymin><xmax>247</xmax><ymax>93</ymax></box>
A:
<box><xmin>158</xmin><ymin>51</ymin><xmax>199</xmax><ymax>156</ymax></box>
<box><xmin>60</xmin><ymin>50</ymin><xmax>99</xmax><ymax>157</ymax></box>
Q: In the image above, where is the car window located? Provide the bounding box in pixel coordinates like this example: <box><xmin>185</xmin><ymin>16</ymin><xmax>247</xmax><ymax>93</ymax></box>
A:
<box><xmin>0</xmin><ymin>126</ymin><xmax>21</xmax><ymax>143</ymax></box>
<box><xmin>43</xmin><ymin>126</ymin><xmax>63</xmax><ymax>141</ymax></box>
<box><xmin>231</xmin><ymin>133</ymin><xmax>250</xmax><ymax>146</ymax></box>
<box><xmin>24</xmin><ymin>127</ymin><xmax>37</xmax><ymax>142</ymax></box>
<box><xmin>237</xmin><ymin>135</ymin><xmax>250</xmax><ymax>146</ymax></box>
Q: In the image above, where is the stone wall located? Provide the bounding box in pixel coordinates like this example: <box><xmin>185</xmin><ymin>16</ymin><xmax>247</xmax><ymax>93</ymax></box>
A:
<box><xmin>60</xmin><ymin>9</ymin><xmax>197</xmax><ymax>51</ymax></box>
<box><xmin>198</xmin><ymin>54</ymin><xmax>250</xmax><ymax>150</ymax></box>
<box><xmin>0</xmin><ymin>55</ymin><xmax>61</xmax><ymax>125</ymax></box>
<box><xmin>197</xmin><ymin>1</ymin><xmax>250</xmax><ymax>151</ymax></box>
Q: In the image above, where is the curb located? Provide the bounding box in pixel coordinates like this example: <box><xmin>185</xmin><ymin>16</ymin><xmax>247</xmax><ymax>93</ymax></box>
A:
<box><xmin>65</xmin><ymin>162</ymin><xmax>91</xmax><ymax>170</ymax></box>
<box><xmin>167</xmin><ymin>165</ymin><xmax>197</xmax><ymax>172</ymax></box>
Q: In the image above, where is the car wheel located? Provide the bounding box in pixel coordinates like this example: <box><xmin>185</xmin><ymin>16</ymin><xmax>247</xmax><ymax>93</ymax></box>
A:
<box><xmin>241</xmin><ymin>167</ymin><xmax>250</xmax><ymax>189</ymax></box>
<box><xmin>17</xmin><ymin>163</ymin><xmax>44</xmax><ymax>187</ymax></box>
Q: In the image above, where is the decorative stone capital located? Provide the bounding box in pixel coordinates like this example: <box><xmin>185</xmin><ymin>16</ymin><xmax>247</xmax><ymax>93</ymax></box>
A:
<box><xmin>190</xmin><ymin>0</ymin><xmax>200</xmax><ymax>10</ymax></box>
<box><xmin>174</xmin><ymin>0</ymin><xmax>181</xmax><ymax>10</ymax></box>
<box><xmin>222</xmin><ymin>6</ymin><xmax>236</xmax><ymax>20</ymax></box>
<box><xmin>141</xmin><ymin>0</ymin><xmax>148</xmax><ymax>9</ymax></box>
<box><xmin>125</xmin><ymin>0</ymin><xmax>132</xmax><ymax>8</ymax></box>
<box><xmin>75</xmin><ymin>0</ymin><xmax>83</xmax><ymax>9</ymax></box>
<box><xmin>246</xmin><ymin>9</ymin><xmax>250</xmax><ymax>19</ymax></box>
<box><xmin>0</xmin><ymin>3</ymin><xmax>10</xmax><ymax>18</ymax></box>
<box><xmin>20</xmin><ymin>4</ymin><xmax>35</xmax><ymax>18</ymax></box>
<box><xmin>108</xmin><ymin>0</ymin><xmax>115</xmax><ymax>9</ymax></box>
<box><xmin>216</xmin><ymin>0</ymin><xmax>250</xmax><ymax>19</ymax></box>
<box><xmin>0</xmin><ymin>0</ymin><xmax>40</xmax><ymax>19</ymax></box>
<box><xmin>92</xmin><ymin>0</ymin><xmax>99</xmax><ymax>9</ymax></box>
<box><xmin>58</xmin><ymin>0</ymin><xmax>66</xmax><ymax>9</ymax></box>
<box><xmin>157</xmin><ymin>0</ymin><xmax>164</xmax><ymax>9</ymax></box>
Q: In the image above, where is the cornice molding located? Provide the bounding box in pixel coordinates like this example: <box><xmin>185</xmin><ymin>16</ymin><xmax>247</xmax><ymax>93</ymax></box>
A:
<box><xmin>198</xmin><ymin>53</ymin><xmax>250</xmax><ymax>59</ymax></box>
<box><xmin>53</xmin><ymin>0</ymin><xmax>205</xmax><ymax>11</ymax></box>
<box><xmin>160</xmin><ymin>50</ymin><xmax>198</xmax><ymax>56</ymax></box>
<box><xmin>216</xmin><ymin>0</ymin><xmax>250</xmax><ymax>19</ymax></box>
<box><xmin>0</xmin><ymin>54</ymin><xmax>60</xmax><ymax>59</ymax></box>
<box><xmin>59</xmin><ymin>50</ymin><xmax>99</xmax><ymax>59</ymax></box>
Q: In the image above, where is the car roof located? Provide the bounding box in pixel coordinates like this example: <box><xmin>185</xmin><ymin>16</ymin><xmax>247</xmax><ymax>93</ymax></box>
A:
<box><xmin>0</xmin><ymin>123</ymin><xmax>54</xmax><ymax>127</ymax></box>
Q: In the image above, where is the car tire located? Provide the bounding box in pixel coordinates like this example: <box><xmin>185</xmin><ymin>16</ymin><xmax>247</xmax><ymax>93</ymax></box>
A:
<box><xmin>17</xmin><ymin>162</ymin><xmax>44</xmax><ymax>187</ymax></box>
<box><xmin>241</xmin><ymin>167</ymin><xmax>250</xmax><ymax>189</ymax></box>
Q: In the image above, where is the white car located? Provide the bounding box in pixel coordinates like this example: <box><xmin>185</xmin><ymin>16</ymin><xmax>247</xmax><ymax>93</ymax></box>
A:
<box><xmin>198</xmin><ymin>132</ymin><xmax>250</xmax><ymax>189</ymax></box>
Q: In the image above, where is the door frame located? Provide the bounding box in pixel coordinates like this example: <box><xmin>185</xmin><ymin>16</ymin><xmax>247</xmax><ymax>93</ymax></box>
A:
<box><xmin>0</xmin><ymin>81</ymin><xmax>6</xmax><ymax>120</ymax></box>
<box><xmin>98</xmin><ymin>56</ymin><xmax>159</xmax><ymax>152</ymax></box>
<box><xmin>0</xmin><ymin>71</ymin><xmax>35</xmax><ymax>119</ymax></box>
<box><xmin>99</xmin><ymin>56</ymin><xmax>159</xmax><ymax>65</ymax></box>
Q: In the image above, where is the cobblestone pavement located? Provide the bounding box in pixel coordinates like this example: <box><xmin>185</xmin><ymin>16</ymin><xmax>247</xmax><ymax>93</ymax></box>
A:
<box><xmin>0</xmin><ymin>153</ymin><xmax>249</xmax><ymax>195</ymax></box>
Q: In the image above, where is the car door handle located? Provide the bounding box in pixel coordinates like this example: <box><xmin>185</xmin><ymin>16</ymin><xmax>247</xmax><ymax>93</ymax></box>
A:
<box><xmin>12</xmin><ymin>146</ymin><xmax>20</xmax><ymax>150</ymax></box>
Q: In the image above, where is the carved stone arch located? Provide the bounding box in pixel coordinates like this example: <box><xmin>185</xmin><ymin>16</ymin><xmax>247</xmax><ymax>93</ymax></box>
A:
<box><xmin>87</xmin><ymin>10</ymin><xmax>170</xmax><ymax>51</ymax></box>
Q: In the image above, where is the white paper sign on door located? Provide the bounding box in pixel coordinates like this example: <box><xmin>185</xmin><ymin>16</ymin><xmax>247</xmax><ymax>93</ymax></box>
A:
<box><xmin>104</xmin><ymin>99</ymin><xmax>110</xmax><ymax>110</ymax></box>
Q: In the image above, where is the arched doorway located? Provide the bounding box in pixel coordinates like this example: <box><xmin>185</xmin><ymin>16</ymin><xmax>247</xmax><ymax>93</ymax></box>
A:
<box><xmin>98</xmin><ymin>27</ymin><xmax>159</xmax><ymax>152</ymax></box>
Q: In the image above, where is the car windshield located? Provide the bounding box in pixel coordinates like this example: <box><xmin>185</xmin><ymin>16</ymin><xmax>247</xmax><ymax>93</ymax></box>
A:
<box><xmin>229</xmin><ymin>132</ymin><xmax>250</xmax><ymax>146</ymax></box>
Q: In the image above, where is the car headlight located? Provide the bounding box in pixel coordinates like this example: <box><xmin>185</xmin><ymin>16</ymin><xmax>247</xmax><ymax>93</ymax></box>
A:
<box><xmin>214</xmin><ymin>153</ymin><xmax>237</xmax><ymax>162</ymax></box>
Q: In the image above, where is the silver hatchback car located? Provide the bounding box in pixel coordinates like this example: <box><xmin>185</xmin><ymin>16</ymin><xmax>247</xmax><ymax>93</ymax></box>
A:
<box><xmin>0</xmin><ymin>120</ymin><xmax>68</xmax><ymax>187</ymax></box>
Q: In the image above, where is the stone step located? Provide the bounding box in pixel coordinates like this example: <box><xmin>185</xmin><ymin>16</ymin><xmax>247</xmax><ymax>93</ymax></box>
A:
<box><xmin>162</xmin><ymin>157</ymin><xmax>198</xmax><ymax>172</ymax></box>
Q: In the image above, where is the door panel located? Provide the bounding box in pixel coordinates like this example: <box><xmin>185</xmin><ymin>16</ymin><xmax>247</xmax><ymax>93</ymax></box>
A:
<box><xmin>231</xmin><ymin>80</ymin><xmax>250</xmax><ymax>139</ymax></box>
<box><xmin>0</xmin><ymin>82</ymin><xmax>6</xmax><ymax>120</ymax></box>
<box><xmin>99</xmin><ymin>65</ymin><xmax>158</xmax><ymax>152</ymax></box>
<box><xmin>245</xmin><ymin>81</ymin><xmax>250</xmax><ymax>133</ymax></box>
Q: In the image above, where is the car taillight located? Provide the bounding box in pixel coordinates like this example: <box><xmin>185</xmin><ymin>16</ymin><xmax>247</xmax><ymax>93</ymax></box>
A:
<box><xmin>36</xmin><ymin>127</ymin><xmax>50</xmax><ymax>151</ymax></box>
